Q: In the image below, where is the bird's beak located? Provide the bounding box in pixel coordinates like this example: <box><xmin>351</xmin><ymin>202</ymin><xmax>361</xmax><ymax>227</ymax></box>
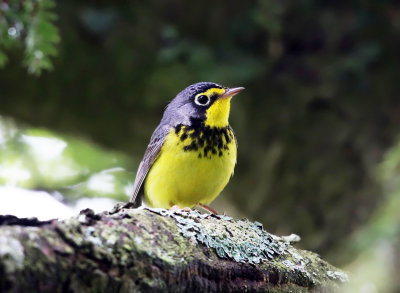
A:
<box><xmin>220</xmin><ymin>87</ymin><xmax>245</xmax><ymax>99</ymax></box>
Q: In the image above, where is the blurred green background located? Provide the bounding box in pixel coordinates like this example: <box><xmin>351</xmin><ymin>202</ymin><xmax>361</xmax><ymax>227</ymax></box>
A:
<box><xmin>1</xmin><ymin>0</ymin><xmax>400</xmax><ymax>291</ymax></box>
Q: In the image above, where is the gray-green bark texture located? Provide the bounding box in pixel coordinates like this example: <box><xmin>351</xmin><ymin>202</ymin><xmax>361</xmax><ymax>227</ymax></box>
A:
<box><xmin>0</xmin><ymin>205</ymin><xmax>348</xmax><ymax>293</ymax></box>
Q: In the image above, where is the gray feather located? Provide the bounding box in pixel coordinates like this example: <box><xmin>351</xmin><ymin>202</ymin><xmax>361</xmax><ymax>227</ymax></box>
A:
<box><xmin>129</xmin><ymin>124</ymin><xmax>169</xmax><ymax>204</ymax></box>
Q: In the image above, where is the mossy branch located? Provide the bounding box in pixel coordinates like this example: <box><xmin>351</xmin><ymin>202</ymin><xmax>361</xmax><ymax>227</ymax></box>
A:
<box><xmin>0</xmin><ymin>206</ymin><xmax>347</xmax><ymax>292</ymax></box>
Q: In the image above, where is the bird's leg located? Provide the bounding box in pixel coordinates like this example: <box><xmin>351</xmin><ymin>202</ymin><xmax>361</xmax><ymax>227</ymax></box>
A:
<box><xmin>170</xmin><ymin>205</ymin><xmax>192</xmax><ymax>212</ymax></box>
<box><xmin>197</xmin><ymin>203</ymin><xmax>218</xmax><ymax>214</ymax></box>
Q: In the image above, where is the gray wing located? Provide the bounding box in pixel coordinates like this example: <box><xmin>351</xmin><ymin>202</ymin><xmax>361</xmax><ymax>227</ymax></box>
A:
<box><xmin>129</xmin><ymin>124</ymin><xmax>170</xmax><ymax>204</ymax></box>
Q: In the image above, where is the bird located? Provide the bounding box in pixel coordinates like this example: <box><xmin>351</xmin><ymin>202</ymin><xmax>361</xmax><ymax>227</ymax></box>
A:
<box><xmin>129</xmin><ymin>82</ymin><xmax>244</xmax><ymax>213</ymax></box>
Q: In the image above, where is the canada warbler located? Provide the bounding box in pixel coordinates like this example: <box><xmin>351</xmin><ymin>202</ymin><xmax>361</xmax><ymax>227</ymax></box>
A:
<box><xmin>130</xmin><ymin>82</ymin><xmax>244</xmax><ymax>212</ymax></box>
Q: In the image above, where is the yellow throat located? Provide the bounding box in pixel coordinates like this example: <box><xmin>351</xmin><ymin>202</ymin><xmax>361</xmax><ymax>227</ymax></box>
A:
<box><xmin>205</xmin><ymin>96</ymin><xmax>232</xmax><ymax>128</ymax></box>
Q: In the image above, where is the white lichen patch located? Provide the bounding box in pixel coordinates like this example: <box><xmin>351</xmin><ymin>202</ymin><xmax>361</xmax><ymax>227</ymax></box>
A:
<box><xmin>0</xmin><ymin>230</ymin><xmax>25</xmax><ymax>273</ymax></box>
<box><xmin>327</xmin><ymin>270</ymin><xmax>349</xmax><ymax>283</ymax></box>
<box><xmin>282</xmin><ymin>254</ymin><xmax>311</xmax><ymax>279</ymax></box>
<box><xmin>133</xmin><ymin>236</ymin><xmax>143</xmax><ymax>245</ymax></box>
<box><xmin>105</xmin><ymin>233</ymin><xmax>119</xmax><ymax>246</ymax></box>
<box><xmin>279</xmin><ymin>233</ymin><xmax>301</xmax><ymax>244</ymax></box>
<box><xmin>85</xmin><ymin>226</ymin><xmax>103</xmax><ymax>247</ymax></box>
<box><xmin>289</xmin><ymin>248</ymin><xmax>305</xmax><ymax>262</ymax></box>
<box><xmin>147</xmin><ymin>208</ymin><xmax>287</xmax><ymax>264</ymax></box>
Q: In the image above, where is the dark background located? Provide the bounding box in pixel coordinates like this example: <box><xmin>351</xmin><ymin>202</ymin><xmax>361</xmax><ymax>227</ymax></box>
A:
<box><xmin>1</xmin><ymin>1</ymin><xmax>400</xmax><ymax>291</ymax></box>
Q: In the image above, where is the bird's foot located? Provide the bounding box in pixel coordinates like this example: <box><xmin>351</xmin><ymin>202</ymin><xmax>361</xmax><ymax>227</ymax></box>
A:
<box><xmin>197</xmin><ymin>203</ymin><xmax>218</xmax><ymax>214</ymax></box>
<box><xmin>170</xmin><ymin>205</ymin><xmax>192</xmax><ymax>212</ymax></box>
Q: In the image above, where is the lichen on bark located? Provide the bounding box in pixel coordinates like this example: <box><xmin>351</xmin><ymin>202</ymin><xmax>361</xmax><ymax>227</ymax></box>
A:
<box><xmin>0</xmin><ymin>206</ymin><xmax>347</xmax><ymax>292</ymax></box>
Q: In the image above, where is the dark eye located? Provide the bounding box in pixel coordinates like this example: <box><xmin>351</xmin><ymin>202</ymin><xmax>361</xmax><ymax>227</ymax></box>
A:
<box><xmin>195</xmin><ymin>95</ymin><xmax>210</xmax><ymax>106</ymax></box>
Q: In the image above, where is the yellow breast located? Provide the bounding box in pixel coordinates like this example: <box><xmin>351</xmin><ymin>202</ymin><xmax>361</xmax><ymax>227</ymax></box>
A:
<box><xmin>143</xmin><ymin>125</ymin><xmax>237</xmax><ymax>208</ymax></box>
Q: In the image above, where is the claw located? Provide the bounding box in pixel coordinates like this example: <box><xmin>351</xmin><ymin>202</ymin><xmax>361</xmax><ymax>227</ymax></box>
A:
<box><xmin>197</xmin><ymin>203</ymin><xmax>218</xmax><ymax>214</ymax></box>
<box><xmin>170</xmin><ymin>205</ymin><xmax>192</xmax><ymax>212</ymax></box>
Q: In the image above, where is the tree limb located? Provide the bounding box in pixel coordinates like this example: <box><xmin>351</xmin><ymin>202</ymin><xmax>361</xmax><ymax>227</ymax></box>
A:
<box><xmin>0</xmin><ymin>206</ymin><xmax>348</xmax><ymax>292</ymax></box>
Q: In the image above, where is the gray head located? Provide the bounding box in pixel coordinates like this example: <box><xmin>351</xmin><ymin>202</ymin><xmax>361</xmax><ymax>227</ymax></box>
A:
<box><xmin>161</xmin><ymin>82</ymin><xmax>244</xmax><ymax>127</ymax></box>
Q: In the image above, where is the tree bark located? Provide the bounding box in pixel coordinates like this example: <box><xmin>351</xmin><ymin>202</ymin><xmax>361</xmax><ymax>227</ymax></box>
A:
<box><xmin>0</xmin><ymin>205</ymin><xmax>348</xmax><ymax>292</ymax></box>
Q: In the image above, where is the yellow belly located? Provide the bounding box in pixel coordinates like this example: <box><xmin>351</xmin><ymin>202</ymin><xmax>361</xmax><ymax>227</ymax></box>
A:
<box><xmin>143</xmin><ymin>127</ymin><xmax>237</xmax><ymax>208</ymax></box>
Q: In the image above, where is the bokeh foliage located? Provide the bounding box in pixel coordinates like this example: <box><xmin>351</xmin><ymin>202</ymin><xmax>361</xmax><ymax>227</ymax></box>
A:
<box><xmin>0</xmin><ymin>116</ymin><xmax>134</xmax><ymax>202</ymax></box>
<box><xmin>342</xmin><ymin>140</ymin><xmax>400</xmax><ymax>292</ymax></box>
<box><xmin>0</xmin><ymin>0</ymin><xmax>59</xmax><ymax>74</ymax></box>
<box><xmin>1</xmin><ymin>0</ymin><xmax>400</xmax><ymax>290</ymax></box>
